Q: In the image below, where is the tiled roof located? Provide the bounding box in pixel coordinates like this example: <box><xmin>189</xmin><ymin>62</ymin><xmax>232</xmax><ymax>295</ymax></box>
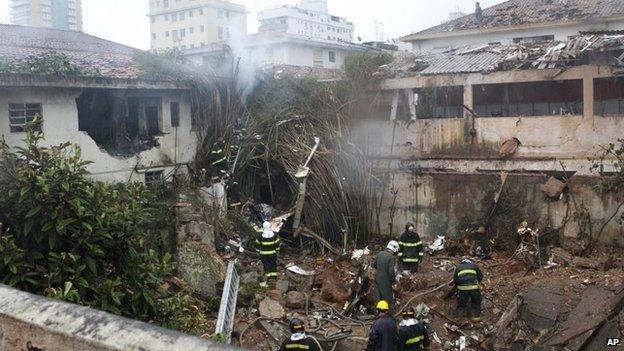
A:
<box><xmin>0</xmin><ymin>24</ymin><xmax>145</xmax><ymax>80</ymax></box>
<box><xmin>407</xmin><ymin>0</ymin><xmax>624</xmax><ymax>38</ymax></box>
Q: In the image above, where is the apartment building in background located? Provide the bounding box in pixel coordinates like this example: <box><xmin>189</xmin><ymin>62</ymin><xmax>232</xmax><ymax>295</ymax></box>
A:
<box><xmin>183</xmin><ymin>0</ymin><xmax>369</xmax><ymax>72</ymax></box>
<box><xmin>148</xmin><ymin>0</ymin><xmax>247</xmax><ymax>51</ymax></box>
<box><xmin>10</xmin><ymin>0</ymin><xmax>83</xmax><ymax>31</ymax></box>
<box><xmin>257</xmin><ymin>0</ymin><xmax>354</xmax><ymax>43</ymax></box>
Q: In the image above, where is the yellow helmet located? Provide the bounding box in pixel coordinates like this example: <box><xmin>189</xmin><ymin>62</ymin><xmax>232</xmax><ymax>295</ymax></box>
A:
<box><xmin>376</xmin><ymin>300</ymin><xmax>390</xmax><ymax>311</ymax></box>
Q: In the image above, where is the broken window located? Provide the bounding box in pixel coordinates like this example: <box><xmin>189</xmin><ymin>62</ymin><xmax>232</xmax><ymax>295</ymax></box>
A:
<box><xmin>76</xmin><ymin>89</ymin><xmax>163</xmax><ymax>156</ymax></box>
<box><xmin>8</xmin><ymin>103</ymin><xmax>42</xmax><ymax>132</ymax></box>
<box><xmin>415</xmin><ymin>86</ymin><xmax>464</xmax><ymax>119</ymax></box>
<box><xmin>474</xmin><ymin>80</ymin><xmax>583</xmax><ymax>117</ymax></box>
<box><xmin>594</xmin><ymin>78</ymin><xmax>624</xmax><ymax>116</ymax></box>
<box><xmin>387</xmin><ymin>86</ymin><xmax>463</xmax><ymax>120</ymax></box>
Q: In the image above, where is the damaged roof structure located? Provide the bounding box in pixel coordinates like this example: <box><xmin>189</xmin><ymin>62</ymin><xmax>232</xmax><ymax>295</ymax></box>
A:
<box><xmin>0</xmin><ymin>24</ymin><xmax>199</xmax><ymax>183</ymax></box>
<box><xmin>401</xmin><ymin>0</ymin><xmax>624</xmax><ymax>54</ymax></box>
<box><xmin>386</xmin><ymin>33</ymin><xmax>624</xmax><ymax>77</ymax></box>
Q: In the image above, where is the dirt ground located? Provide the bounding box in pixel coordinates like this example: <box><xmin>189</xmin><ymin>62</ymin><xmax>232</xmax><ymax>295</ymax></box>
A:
<box><xmin>227</xmin><ymin>244</ymin><xmax>624</xmax><ymax>351</ymax></box>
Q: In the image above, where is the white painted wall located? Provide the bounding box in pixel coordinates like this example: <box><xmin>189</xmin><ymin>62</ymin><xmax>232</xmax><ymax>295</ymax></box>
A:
<box><xmin>258</xmin><ymin>4</ymin><xmax>354</xmax><ymax>43</ymax></box>
<box><xmin>408</xmin><ymin>19</ymin><xmax>624</xmax><ymax>53</ymax></box>
<box><xmin>0</xmin><ymin>87</ymin><xmax>197</xmax><ymax>183</ymax></box>
<box><xmin>244</xmin><ymin>41</ymin><xmax>350</xmax><ymax>69</ymax></box>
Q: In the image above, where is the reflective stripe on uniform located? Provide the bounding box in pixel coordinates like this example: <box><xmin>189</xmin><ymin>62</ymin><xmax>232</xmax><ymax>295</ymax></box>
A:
<box><xmin>458</xmin><ymin>269</ymin><xmax>477</xmax><ymax>276</ymax></box>
<box><xmin>266</xmin><ymin>272</ymin><xmax>278</xmax><ymax>277</ymax></box>
<box><xmin>259</xmin><ymin>250</ymin><xmax>277</xmax><ymax>255</ymax></box>
<box><xmin>257</xmin><ymin>239</ymin><xmax>280</xmax><ymax>246</ymax></box>
<box><xmin>285</xmin><ymin>344</ymin><xmax>310</xmax><ymax>350</ymax></box>
<box><xmin>401</xmin><ymin>258</ymin><xmax>419</xmax><ymax>263</ymax></box>
<box><xmin>211</xmin><ymin>149</ymin><xmax>223</xmax><ymax>154</ymax></box>
<box><xmin>457</xmin><ymin>284</ymin><xmax>480</xmax><ymax>291</ymax></box>
<box><xmin>399</xmin><ymin>241</ymin><xmax>423</xmax><ymax>247</ymax></box>
<box><xmin>212</xmin><ymin>157</ymin><xmax>227</xmax><ymax>165</ymax></box>
<box><xmin>405</xmin><ymin>335</ymin><xmax>424</xmax><ymax>345</ymax></box>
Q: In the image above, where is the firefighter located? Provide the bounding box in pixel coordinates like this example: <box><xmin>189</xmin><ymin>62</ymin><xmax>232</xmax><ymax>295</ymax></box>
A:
<box><xmin>278</xmin><ymin>318</ymin><xmax>322</xmax><ymax>351</ymax></box>
<box><xmin>373</xmin><ymin>241</ymin><xmax>400</xmax><ymax>307</ymax></box>
<box><xmin>398</xmin><ymin>307</ymin><xmax>430</xmax><ymax>351</ymax></box>
<box><xmin>453</xmin><ymin>257</ymin><xmax>484</xmax><ymax>323</ymax></box>
<box><xmin>398</xmin><ymin>223</ymin><xmax>423</xmax><ymax>274</ymax></box>
<box><xmin>256</xmin><ymin>221</ymin><xmax>280</xmax><ymax>283</ymax></box>
<box><xmin>366</xmin><ymin>300</ymin><xmax>397</xmax><ymax>351</ymax></box>
<box><xmin>208</xmin><ymin>139</ymin><xmax>228</xmax><ymax>183</ymax></box>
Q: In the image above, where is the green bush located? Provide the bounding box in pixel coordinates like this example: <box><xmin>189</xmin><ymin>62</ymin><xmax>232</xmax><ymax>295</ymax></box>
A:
<box><xmin>0</xmin><ymin>127</ymin><xmax>208</xmax><ymax>332</ymax></box>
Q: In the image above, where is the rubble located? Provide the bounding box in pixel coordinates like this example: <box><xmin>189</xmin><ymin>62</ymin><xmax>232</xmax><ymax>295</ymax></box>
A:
<box><xmin>284</xmin><ymin>291</ymin><xmax>306</xmax><ymax>309</ymax></box>
<box><xmin>259</xmin><ymin>298</ymin><xmax>286</xmax><ymax>319</ymax></box>
<box><xmin>382</xmin><ymin>33</ymin><xmax>624</xmax><ymax>78</ymax></box>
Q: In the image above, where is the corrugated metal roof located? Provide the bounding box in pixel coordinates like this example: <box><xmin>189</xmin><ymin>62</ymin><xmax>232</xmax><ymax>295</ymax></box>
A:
<box><xmin>419</xmin><ymin>51</ymin><xmax>504</xmax><ymax>75</ymax></box>
<box><xmin>408</xmin><ymin>0</ymin><xmax>624</xmax><ymax>38</ymax></box>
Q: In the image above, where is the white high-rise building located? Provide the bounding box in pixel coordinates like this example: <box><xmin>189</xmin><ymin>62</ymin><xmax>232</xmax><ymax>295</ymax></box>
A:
<box><xmin>10</xmin><ymin>0</ymin><xmax>83</xmax><ymax>31</ymax></box>
<box><xmin>148</xmin><ymin>0</ymin><xmax>247</xmax><ymax>51</ymax></box>
<box><xmin>257</xmin><ymin>0</ymin><xmax>354</xmax><ymax>43</ymax></box>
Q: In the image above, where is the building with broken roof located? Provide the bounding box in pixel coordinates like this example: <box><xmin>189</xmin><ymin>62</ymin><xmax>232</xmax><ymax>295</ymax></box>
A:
<box><xmin>402</xmin><ymin>0</ymin><xmax>624</xmax><ymax>54</ymax></box>
<box><xmin>0</xmin><ymin>24</ymin><xmax>198</xmax><ymax>183</ymax></box>
<box><xmin>356</xmin><ymin>33</ymin><xmax>624</xmax><ymax>246</ymax></box>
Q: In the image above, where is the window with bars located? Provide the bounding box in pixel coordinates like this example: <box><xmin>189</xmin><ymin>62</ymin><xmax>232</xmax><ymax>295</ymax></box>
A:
<box><xmin>8</xmin><ymin>103</ymin><xmax>42</xmax><ymax>132</ymax></box>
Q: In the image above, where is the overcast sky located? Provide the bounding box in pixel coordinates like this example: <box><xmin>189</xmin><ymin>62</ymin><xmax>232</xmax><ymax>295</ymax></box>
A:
<box><xmin>0</xmin><ymin>0</ymin><xmax>505</xmax><ymax>50</ymax></box>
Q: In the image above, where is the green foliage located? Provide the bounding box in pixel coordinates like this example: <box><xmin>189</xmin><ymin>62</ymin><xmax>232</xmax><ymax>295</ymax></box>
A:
<box><xmin>0</xmin><ymin>127</ymin><xmax>207</xmax><ymax>333</ymax></box>
<box><xmin>0</xmin><ymin>52</ymin><xmax>100</xmax><ymax>76</ymax></box>
<box><xmin>134</xmin><ymin>50</ymin><xmax>191</xmax><ymax>81</ymax></box>
<box><xmin>155</xmin><ymin>292</ymin><xmax>212</xmax><ymax>335</ymax></box>
<box><xmin>592</xmin><ymin>139</ymin><xmax>624</xmax><ymax>195</ymax></box>
<box><xmin>344</xmin><ymin>52</ymin><xmax>393</xmax><ymax>84</ymax></box>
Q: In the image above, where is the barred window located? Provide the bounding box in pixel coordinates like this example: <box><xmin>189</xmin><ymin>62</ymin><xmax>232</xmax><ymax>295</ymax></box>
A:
<box><xmin>9</xmin><ymin>103</ymin><xmax>42</xmax><ymax>132</ymax></box>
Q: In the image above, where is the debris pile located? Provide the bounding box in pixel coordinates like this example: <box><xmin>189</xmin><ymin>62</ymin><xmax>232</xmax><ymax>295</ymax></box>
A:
<box><xmin>382</xmin><ymin>34</ymin><xmax>624</xmax><ymax>78</ymax></box>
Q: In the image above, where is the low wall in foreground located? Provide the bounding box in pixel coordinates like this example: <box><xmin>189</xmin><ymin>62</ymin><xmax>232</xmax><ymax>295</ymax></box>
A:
<box><xmin>0</xmin><ymin>285</ymin><xmax>236</xmax><ymax>351</ymax></box>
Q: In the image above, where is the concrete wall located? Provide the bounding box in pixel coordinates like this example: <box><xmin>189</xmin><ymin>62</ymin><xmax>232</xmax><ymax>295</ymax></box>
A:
<box><xmin>0</xmin><ymin>284</ymin><xmax>234</xmax><ymax>351</ymax></box>
<box><xmin>367</xmin><ymin>65</ymin><xmax>624</xmax><ymax>245</ymax></box>
<box><xmin>0</xmin><ymin>87</ymin><xmax>197</xmax><ymax>183</ymax></box>
<box><xmin>372</xmin><ymin>171</ymin><xmax>624</xmax><ymax>247</ymax></box>
<box><xmin>407</xmin><ymin>19</ymin><xmax>624</xmax><ymax>53</ymax></box>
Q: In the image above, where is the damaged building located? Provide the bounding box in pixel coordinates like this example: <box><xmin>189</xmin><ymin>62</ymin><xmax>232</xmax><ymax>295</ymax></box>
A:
<box><xmin>0</xmin><ymin>24</ymin><xmax>197</xmax><ymax>183</ymax></box>
<box><xmin>357</xmin><ymin>32</ymin><xmax>624</xmax><ymax>247</ymax></box>
<box><xmin>402</xmin><ymin>0</ymin><xmax>624</xmax><ymax>54</ymax></box>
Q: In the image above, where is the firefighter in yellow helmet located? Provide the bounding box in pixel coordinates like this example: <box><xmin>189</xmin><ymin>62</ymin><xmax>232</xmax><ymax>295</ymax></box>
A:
<box><xmin>366</xmin><ymin>300</ymin><xmax>398</xmax><ymax>351</ymax></box>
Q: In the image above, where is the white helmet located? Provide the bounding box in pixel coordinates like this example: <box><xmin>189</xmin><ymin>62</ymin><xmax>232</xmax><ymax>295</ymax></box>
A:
<box><xmin>262</xmin><ymin>221</ymin><xmax>274</xmax><ymax>237</ymax></box>
<box><xmin>387</xmin><ymin>240</ymin><xmax>400</xmax><ymax>253</ymax></box>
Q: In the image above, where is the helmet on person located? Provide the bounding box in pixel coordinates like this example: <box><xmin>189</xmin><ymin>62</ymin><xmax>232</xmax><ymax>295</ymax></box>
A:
<box><xmin>461</xmin><ymin>256</ymin><xmax>472</xmax><ymax>264</ymax></box>
<box><xmin>289</xmin><ymin>317</ymin><xmax>305</xmax><ymax>333</ymax></box>
<box><xmin>405</xmin><ymin>222</ymin><xmax>415</xmax><ymax>232</ymax></box>
<box><xmin>262</xmin><ymin>221</ymin><xmax>274</xmax><ymax>237</ymax></box>
<box><xmin>402</xmin><ymin>307</ymin><xmax>416</xmax><ymax>318</ymax></box>
<box><xmin>387</xmin><ymin>240</ymin><xmax>400</xmax><ymax>253</ymax></box>
<box><xmin>376</xmin><ymin>300</ymin><xmax>390</xmax><ymax>311</ymax></box>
